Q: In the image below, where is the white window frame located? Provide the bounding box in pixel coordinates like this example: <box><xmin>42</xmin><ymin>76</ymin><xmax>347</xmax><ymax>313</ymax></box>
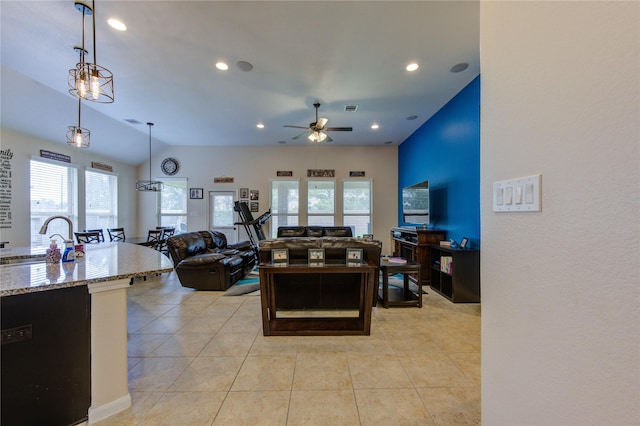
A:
<box><xmin>306</xmin><ymin>179</ymin><xmax>336</xmax><ymax>227</ymax></box>
<box><xmin>342</xmin><ymin>179</ymin><xmax>373</xmax><ymax>237</ymax></box>
<box><xmin>30</xmin><ymin>157</ymin><xmax>78</xmax><ymax>247</ymax></box>
<box><xmin>270</xmin><ymin>179</ymin><xmax>300</xmax><ymax>238</ymax></box>
<box><xmin>157</xmin><ymin>178</ymin><xmax>188</xmax><ymax>232</ymax></box>
<box><xmin>85</xmin><ymin>169</ymin><xmax>118</xmax><ymax>231</ymax></box>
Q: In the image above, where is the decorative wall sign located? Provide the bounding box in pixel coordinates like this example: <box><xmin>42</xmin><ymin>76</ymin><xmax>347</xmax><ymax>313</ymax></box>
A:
<box><xmin>250</xmin><ymin>202</ymin><xmax>259</xmax><ymax>212</ymax></box>
<box><xmin>349</xmin><ymin>171</ymin><xmax>365</xmax><ymax>177</ymax></box>
<box><xmin>0</xmin><ymin>148</ymin><xmax>13</xmax><ymax>230</ymax></box>
<box><xmin>214</xmin><ymin>176</ymin><xmax>234</xmax><ymax>183</ymax></box>
<box><xmin>277</xmin><ymin>171</ymin><xmax>293</xmax><ymax>176</ymax></box>
<box><xmin>40</xmin><ymin>150</ymin><xmax>70</xmax><ymax>163</ymax></box>
<box><xmin>91</xmin><ymin>161</ymin><xmax>113</xmax><ymax>172</ymax></box>
<box><xmin>307</xmin><ymin>169</ymin><xmax>335</xmax><ymax>177</ymax></box>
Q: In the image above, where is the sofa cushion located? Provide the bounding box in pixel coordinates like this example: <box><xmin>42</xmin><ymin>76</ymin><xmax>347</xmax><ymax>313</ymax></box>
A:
<box><xmin>305</xmin><ymin>226</ymin><xmax>325</xmax><ymax>237</ymax></box>
<box><xmin>177</xmin><ymin>252</ymin><xmax>226</xmax><ymax>269</ymax></box>
<box><xmin>323</xmin><ymin>226</ymin><xmax>353</xmax><ymax>237</ymax></box>
<box><xmin>167</xmin><ymin>232</ymin><xmax>207</xmax><ymax>265</ymax></box>
<box><xmin>277</xmin><ymin>226</ymin><xmax>307</xmax><ymax>238</ymax></box>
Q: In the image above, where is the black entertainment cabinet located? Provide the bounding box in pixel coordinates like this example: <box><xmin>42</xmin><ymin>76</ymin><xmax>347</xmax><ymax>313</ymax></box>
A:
<box><xmin>390</xmin><ymin>227</ymin><xmax>446</xmax><ymax>288</ymax></box>
<box><xmin>429</xmin><ymin>245</ymin><xmax>480</xmax><ymax>303</ymax></box>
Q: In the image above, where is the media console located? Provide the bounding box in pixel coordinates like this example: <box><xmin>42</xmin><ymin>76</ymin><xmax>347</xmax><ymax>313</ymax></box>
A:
<box><xmin>390</xmin><ymin>227</ymin><xmax>446</xmax><ymax>288</ymax></box>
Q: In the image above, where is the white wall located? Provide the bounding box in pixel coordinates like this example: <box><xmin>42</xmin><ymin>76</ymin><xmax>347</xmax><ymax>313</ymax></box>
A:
<box><xmin>137</xmin><ymin>145</ymin><xmax>398</xmax><ymax>250</ymax></box>
<box><xmin>0</xmin><ymin>128</ymin><xmax>138</xmax><ymax>247</ymax></box>
<box><xmin>480</xmin><ymin>2</ymin><xmax>639</xmax><ymax>425</ymax></box>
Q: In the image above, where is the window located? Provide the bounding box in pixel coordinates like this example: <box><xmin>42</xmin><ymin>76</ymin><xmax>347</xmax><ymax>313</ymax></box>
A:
<box><xmin>85</xmin><ymin>170</ymin><xmax>118</xmax><ymax>230</ymax></box>
<box><xmin>307</xmin><ymin>180</ymin><xmax>335</xmax><ymax>227</ymax></box>
<box><xmin>30</xmin><ymin>159</ymin><xmax>78</xmax><ymax>247</ymax></box>
<box><xmin>270</xmin><ymin>180</ymin><xmax>299</xmax><ymax>238</ymax></box>
<box><xmin>158</xmin><ymin>178</ymin><xmax>187</xmax><ymax>232</ymax></box>
<box><xmin>343</xmin><ymin>180</ymin><xmax>372</xmax><ymax>237</ymax></box>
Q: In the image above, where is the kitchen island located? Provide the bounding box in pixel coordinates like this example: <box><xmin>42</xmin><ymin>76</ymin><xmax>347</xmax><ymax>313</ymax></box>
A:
<box><xmin>1</xmin><ymin>242</ymin><xmax>173</xmax><ymax>425</ymax></box>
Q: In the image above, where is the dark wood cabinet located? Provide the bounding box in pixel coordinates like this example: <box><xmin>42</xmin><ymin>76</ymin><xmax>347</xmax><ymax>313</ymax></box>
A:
<box><xmin>390</xmin><ymin>227</ymin><xmax>446</xmax><ymax>287</ymax></box>
<box><xmin>429</xmin><ymin>245</ymin><xmax>480</xmax><ymax>303</ymax></box>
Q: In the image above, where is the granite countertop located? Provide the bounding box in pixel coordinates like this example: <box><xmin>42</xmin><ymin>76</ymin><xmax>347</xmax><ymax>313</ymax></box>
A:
<box><xmin>0</xmin><ymin>242</ymin><xmax>174</xmax><ymax>296</ymax></box>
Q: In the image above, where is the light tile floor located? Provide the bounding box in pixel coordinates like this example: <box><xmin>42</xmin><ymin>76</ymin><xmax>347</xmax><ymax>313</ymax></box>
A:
<box><xmin>96</xmin><ymin>271</ymin><xmax>480</xmax><ymax>426</ymax></box>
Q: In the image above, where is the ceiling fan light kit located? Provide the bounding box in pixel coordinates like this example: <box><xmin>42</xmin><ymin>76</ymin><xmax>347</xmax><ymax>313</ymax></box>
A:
<box><xmin>284</xmin><ymin>102</ymin><xmax>352</xmax><ymax>143</ymax></box>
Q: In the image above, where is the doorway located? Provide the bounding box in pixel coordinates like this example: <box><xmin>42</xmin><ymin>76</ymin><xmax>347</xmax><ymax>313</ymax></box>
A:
<box><xmin>208</xmin><ymin>191</ymin><xmax>238</xmax><ymax>244</ymax></box>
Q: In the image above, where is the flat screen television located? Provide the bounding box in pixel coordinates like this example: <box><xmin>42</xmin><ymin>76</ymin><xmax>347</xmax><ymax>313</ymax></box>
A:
<box><xmin>402</xmin><ymin>180</ymin><xmax>429</xmax><ymax>225</ymax></box>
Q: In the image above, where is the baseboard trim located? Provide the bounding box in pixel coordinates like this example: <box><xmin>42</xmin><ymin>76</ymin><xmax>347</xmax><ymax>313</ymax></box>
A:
<box><xmin>88</xmin><ymin>393</ymin><xmax>131</xmax><ymax>424</ymax></box>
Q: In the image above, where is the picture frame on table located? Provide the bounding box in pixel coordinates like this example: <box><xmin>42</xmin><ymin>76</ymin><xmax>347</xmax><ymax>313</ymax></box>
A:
<box><xmin>346</xmin><ymin>248</ymin><xmax>363</xmax><ymax>264</ymax></box>
<box><xmin>308</xmin><ymin>248</ymin><xmax>325</xmax><ymax>261</ymax></box>
<box><xmin>272</xmin><ymin>248</ymin><xmax>289</xmax><ymax>265</ymax></box>
<box><xmin>239</xmin><ymin>187</ymin><xmax>249</xmax><ymax>199</ymax></box>
<box><xmin>459</xmin><ymin>237</ymin><xmax>469</xmax><ymax>249</ymax></box>
<box><xmin>189</xmin><ymin>188</ymin><xmax>203</xmax><ymax>199</ymax></box>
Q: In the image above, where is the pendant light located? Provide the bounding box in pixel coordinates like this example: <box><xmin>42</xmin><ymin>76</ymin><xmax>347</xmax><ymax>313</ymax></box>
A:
<box><xmin>136</xmin><ymin>123</ymin><xmax>164</xmax><ymax>192</ymax></box>
<box><xmin>68</xmin><ymin>1</ymin><xmax>114</xmax><ymax>103</ymax></box>
<box><xmin>66</xmin><ymin>47</ymin><xmax>90</xmax><ymax>148</ymax></box>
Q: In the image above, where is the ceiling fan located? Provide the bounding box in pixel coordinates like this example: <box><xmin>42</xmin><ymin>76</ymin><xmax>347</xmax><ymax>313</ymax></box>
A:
<box><xmin>284</xmin><ymin>102</ymin><xmax>352</xmax><ymax>142</ymax></box>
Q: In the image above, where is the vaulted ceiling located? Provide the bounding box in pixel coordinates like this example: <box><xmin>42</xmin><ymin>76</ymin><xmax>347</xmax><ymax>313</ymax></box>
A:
<box><xmin>1</xmin><ymin>1</ymin><xmax>479</xmax><ymax>165</ymax></box>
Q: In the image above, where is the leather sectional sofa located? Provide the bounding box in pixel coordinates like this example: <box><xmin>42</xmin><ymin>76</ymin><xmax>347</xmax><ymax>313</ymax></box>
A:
<box><xmin>166</xmin><ymin>230</ymin><xmax>256</xmax><ymax>291</ymax></box>
<box><xmin>276</xmin><ymin>226</ymin><xmax>353</xmax><ymax>238</ymax></box>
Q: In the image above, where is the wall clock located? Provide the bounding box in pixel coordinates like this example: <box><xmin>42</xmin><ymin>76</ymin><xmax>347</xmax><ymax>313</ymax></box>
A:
<box><xmin>161</xmin><ymin>157</ymin><xmax>179</xmax><ymax>175</ymax></box>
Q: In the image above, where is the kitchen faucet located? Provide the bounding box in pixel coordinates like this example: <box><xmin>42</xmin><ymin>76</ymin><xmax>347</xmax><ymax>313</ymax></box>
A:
<box><xmin>39</xmin><ymin>216</ymin><xmax>74</xmax><ymax>242</ymax></box>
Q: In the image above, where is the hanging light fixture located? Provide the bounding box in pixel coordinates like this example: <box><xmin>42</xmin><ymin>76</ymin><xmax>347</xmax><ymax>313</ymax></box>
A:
<box><xmin>136</xmin><ymin>123</ymin><xmax>164</xmax><ymax>192</ymax></box>
<box><xmin>68</xmin><ymin>0</ymin><xmax>114</xmax><ymax>103</ymax></box>
<box><xmin>66</xmin><ymin>98</ymin><xmax>90</xmax><ymax>148</ymax></box>
<box><xmin>66</xmin><ymin>46</ymin><xmax>90</xmax><ymax>148</ymax></box>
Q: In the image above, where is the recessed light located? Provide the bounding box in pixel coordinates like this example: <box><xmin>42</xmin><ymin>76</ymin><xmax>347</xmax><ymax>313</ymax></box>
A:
<box><xmin>237</xmin><ymin>61</ymin><xmax>254</xmax><ymax>72</ymax></box>
<box><xmin>406</xmin><ymin>63</ymin><xmax>419</xmax><ymax>72</ymax></box>
<box><xmin>215</xmin><ymin>62</ymin><xmax>229</xmax><ymax>71</ymax></box>
<box><xmin>256</xmin><ymin>123</ymin><xmax>264</xmax><ymax>129</ymax></box>
<box><xmin>450</xmin><ymin>62</ymin><xmax>469</xmax><ymax>73</ymax></box>
<box><xmin>384</xmin><ymin>141</ymin><xmax>393</xmax><ymax>145</ymax></box>
<box><xmin>278</xmin><ymin>140</ymin><xmax>287</xmax><ymax>144</ymax></box>
<box><xmin>371</xmin><ymin>124</ymin><xmax>379</xmax><ymax>130</ymax></box>
<box><xmin>107</xmin><ymin>18</ymin><xmax>127</xmax><ymax>31</ymax></box>
<box><xmin>406</xmin><ymin>115</ymin><xmax>418</xmax><ymax>120</ymax></box>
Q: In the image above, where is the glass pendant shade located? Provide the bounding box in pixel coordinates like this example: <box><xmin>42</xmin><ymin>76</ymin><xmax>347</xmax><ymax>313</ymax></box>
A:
<box><xmin>136</xmin><ymin>122</ymin><xmax>164</xmax><ymax>192</ymax></box>
<box><xmin>308</xmin><ymin>131</ymin><xmax>328</xmax><ymax>142</ymax></box>
<box><xmin>66</xmin><ymin>125</ymin><xmax>90</xmax><ymax>148</ymax></box>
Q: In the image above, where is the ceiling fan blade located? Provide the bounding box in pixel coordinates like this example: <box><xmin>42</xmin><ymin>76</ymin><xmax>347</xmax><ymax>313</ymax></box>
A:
<box><xmin>284</xmin><ymin>125</ymin><xmax>309</xmax><ymax>129</ymax></box>
<box><xmin>292</xmin><ymin>131</ymin><xmax>310</xmax><ymax>140</ymax></box>
<box><xmin>325</xmin><ymin>134</ymin><xmax>334</xmax><ymax>142</ymax></box>
<box><xmin>316</xmin><ymin>117</ymin><xmax>328</xmax><ymax>129</ymax></box>
<box><xmin>326</xmin><ymin>127</ymin><xmax>353</xmax><ymax>132</ymax></box>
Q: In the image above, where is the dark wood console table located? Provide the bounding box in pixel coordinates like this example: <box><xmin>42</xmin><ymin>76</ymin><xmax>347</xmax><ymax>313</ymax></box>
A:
<box><xmin>258</xmin><ymin>261</ymin><xmax>376</xmax><ymax>336</ymax></box>
<box><xmin>390</xmin><ymin>227</ymin><xmax>446</xmax><ymax>287</ymax></box>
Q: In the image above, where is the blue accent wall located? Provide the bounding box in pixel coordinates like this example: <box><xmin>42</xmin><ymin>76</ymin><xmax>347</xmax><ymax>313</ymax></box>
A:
<box><xmin>398</xmin><ymin>76</ymin><xmax>480</xmax><ymax>248</ymax></box>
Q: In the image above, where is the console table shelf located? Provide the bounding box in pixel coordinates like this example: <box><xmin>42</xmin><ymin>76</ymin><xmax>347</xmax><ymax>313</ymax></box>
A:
<box><xmin>429</xmin><ymin>246</ymin><xmax>480</xmax><ymax>303</ymax></box>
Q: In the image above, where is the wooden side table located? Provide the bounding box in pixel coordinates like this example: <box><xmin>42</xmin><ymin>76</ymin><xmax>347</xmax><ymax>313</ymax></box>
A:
<box><xmin>379</xmin><ymin>259</ymin><xmax>422</xmax><ymax>308</ymax></box>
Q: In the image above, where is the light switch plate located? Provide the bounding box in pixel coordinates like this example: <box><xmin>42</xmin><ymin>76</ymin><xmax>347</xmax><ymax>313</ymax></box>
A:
<box><xmin>493</xmin><ymin>174</ymin><xmax>541</xmax><ymax>212</ymax></box>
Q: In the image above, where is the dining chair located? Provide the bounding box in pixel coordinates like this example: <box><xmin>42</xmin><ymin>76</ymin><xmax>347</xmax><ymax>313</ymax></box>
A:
<box><xmin>84</xmin><ymin>229</ymin><xmax>105</xmax><ymax>242</ymax></box>
<box><xmin>75</xmin><ymin>231</ymin><xmax>101</xmax><ymax>244</ymax></box>
<box><xmin>147</xmin><ymin>229</ymin><xmax>163</xmax><ymax>250</ymax></box>
<box><xmin>107</xmin><ymin>228</ymin><xmax>126</xmax><ymax>242</ymax></box>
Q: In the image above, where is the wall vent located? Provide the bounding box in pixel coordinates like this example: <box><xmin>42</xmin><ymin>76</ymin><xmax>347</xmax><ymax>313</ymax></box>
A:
<box><xmin>344</xmin><ymin>105</ymin><xmax>358</xmax><ymax>112</ymax></box>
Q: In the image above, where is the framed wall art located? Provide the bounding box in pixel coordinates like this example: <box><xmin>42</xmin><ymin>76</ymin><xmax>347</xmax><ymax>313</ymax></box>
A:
<box><xmin>189</xmin><ymin>188</ymin><xmax>203</xmax><ymax>199</ymax></box>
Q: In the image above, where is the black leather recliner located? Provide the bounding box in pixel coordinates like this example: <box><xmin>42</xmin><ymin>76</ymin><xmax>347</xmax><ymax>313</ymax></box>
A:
<box><xmin>166</xmin><ymin>230</ymin><xmax>256</xmax><ymax>291</ymax></box>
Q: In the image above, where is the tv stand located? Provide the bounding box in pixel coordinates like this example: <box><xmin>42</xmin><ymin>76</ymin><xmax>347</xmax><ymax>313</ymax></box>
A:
<box><xmin>390</xmin><ymin>227</ymin><xmax>446</xmax><ymax>288</ymax></box>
